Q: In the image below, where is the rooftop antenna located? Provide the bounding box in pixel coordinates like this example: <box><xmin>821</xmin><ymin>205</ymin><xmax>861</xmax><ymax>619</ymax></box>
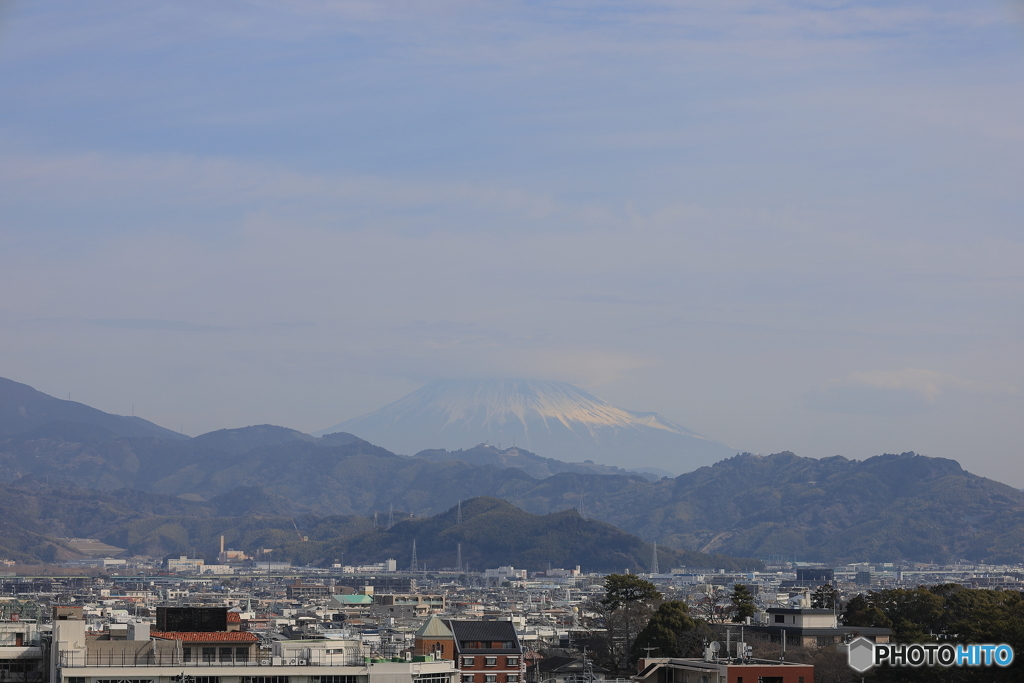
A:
<box><xmin>651</xmin><ymin>541</ymin><xmax>659</xmax><ymax>575</ymax></box>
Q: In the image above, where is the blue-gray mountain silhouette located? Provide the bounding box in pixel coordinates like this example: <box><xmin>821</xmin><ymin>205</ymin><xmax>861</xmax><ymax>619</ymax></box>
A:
<box><xmin>317</xmin><ymin>379</ymin><xmax>736</xmax><ymax>474</ymax></box>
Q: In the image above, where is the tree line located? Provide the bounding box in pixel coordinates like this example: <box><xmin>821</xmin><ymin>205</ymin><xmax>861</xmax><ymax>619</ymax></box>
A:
<box><xmin>583</xmin><ymin>575</ymin><xmax>1024</xmax><ymax>683</ymax></box>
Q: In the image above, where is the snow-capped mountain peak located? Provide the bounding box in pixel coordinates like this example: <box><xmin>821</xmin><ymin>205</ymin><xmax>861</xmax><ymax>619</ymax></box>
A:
<box><xmin>317</xmin><ymin>379</ymin><xmax>736</xmax><ymax>474</ymax></box>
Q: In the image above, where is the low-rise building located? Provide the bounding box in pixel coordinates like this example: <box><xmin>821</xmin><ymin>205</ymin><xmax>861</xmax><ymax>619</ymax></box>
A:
<box><xmin>52</xmin><ymin>607</ymin><xmax>457</xmax><ymax>683</ymax></box>
<box><xmin>447</xmin><ymin>620</ymin><xmax>523</xmax><ymax>683</ymax></box>
<box><xmin>635</xmin><ymin>656</ymin><xmax>814</xmax><ymax>683</ymax></box>
<box><xmin>0</xmin><ymin>619</ymin><xmax>44</xmax><ymax>682</ymax></box>
<box><xmin>747</xmin><ymin>608</ymin><xmax>891</xmax><ymax>647</ymax></box>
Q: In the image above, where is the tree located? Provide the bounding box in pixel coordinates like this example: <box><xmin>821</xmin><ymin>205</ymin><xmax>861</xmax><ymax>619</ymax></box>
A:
<box><xmin>592</xmin><ymin>574</ymin><xmax>663</xmax><ymax>670</ymax></box>
<box><xmin>730</xmin><ymin>584</ymin><xmax>756</xmax><ymax>623</ymax></box>
<box><xmin>631</xmin><ymin>601</ymin><xmax>702</xmax><ymax>658</ymax></box>
<box><xmin>601</xmin><ymin>574</ymin><xmax>663</xmax><ymax>610</ymax></box>
<box><xmin>842</xmin><ymin>594</ymin><xmax>891</xmax><ymax>629</ymax></box>
<box><xmin>811</xmin><ymin>585</ymin><xmax>837</xmax><ymax>609</ymax></box>
<box><xmin>692</xmin><ymin>584</ymin><xmax>730</xmax><ymax>624</ymax></box>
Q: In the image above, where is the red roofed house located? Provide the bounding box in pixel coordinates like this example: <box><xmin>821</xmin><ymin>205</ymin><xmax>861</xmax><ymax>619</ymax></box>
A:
<box><xmin>150</xmin><ymin>629</ymin><xmax>259</xmax><ymax>663</ymax></box>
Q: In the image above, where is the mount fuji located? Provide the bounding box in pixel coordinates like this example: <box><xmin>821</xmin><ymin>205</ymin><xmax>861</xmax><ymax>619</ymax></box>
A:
<box><xmin>316</xmin><ymin>379</ymin><xmax>737</xmax><ymax>474</ymax></box>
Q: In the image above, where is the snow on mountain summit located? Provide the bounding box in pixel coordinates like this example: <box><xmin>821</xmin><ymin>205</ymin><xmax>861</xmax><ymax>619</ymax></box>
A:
<box><xmin>317</xmin><ymin>379</ymin><xmax>736</xmax><ymax>474</ymax></box>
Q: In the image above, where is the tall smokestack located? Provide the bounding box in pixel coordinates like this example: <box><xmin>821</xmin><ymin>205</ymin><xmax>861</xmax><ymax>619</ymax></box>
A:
<box><xmin>220</xmin><ymin>535</ymin><xmax>225</xmax><ymax>554</ymax></box>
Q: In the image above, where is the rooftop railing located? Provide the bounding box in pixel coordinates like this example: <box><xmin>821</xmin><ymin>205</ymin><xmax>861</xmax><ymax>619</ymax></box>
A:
<box><xmin>58</xmin><ymin>651</ymin><xmax>367</xmax><ymax>668</ymax></box>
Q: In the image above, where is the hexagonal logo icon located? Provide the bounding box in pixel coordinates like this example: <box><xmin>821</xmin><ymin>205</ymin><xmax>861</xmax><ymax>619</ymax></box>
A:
<box><xmin>847</xmin><ymin>637</ymin><xmax>875</xmax><ymax>673</ymax></box>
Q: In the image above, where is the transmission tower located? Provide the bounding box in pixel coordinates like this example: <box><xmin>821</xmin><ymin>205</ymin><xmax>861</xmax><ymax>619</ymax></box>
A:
<box><xmin>457</xmin><ymin>500</ymin><xmax>463</xmax><ymax>525</ymax></box>
<box><xmin>651</xmin><ymin>541</ymin><xmax>659</xmax><ymax>574</ymax></box>
<box><xmin>388</xmin><ymin>504</ymin><xmax>394</xmax><ymax>528</ymax></box>
<box><xmin>456</xmin><ymin>543</ymin><xmax>462</xmax><ymax>572</ymax></box>
<box><xmin>411</xmin><ymin>539</ymin><xmax>418</xmax><ymax>572</ymax></box>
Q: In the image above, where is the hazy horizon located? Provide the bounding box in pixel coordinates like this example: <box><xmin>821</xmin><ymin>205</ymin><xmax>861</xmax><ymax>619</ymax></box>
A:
<box><xmin>1</xmin><ymin>2</ymin><xmax>1022</xmax><ymax>486</ymax></box>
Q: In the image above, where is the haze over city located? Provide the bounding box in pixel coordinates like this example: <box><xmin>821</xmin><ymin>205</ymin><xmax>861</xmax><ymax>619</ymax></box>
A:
<box><xmin>2</xmin><ymin>2</ymin><xmax>1023</xmax><ymax>485</ymax></box>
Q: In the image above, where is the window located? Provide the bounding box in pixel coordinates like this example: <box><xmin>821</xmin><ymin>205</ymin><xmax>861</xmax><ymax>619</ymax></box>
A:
<box><xmin>756</xmin><ymin>678</ymin><xmax>783</xmax><ymax>683</ymax></box>
<box><xmin>799</xmin><ymin>678</ymin><xmax>805</xmax><ymax>683</ymax></box>
<box><xmin>737</xmin><ymin>679</ymin><xmax>742</xmax><ymax>683</ymax></box>
<box><xmin>96</xmin><ymin>680</ymin><xmax>153</xmax><ymax>683</ymax></box>
<box><xmin>243</xmin><ymin>678</ymin><xmax>290</xmax><ymax>683</ymax></box>
<box><xmin>183</xmin><ymin>647</ymin><xmax>192</xmax><ymax>662</ymax></box>
<box><xmin>463</xmin><ymin>657</ymin><xmax>475</xmax><ymax>667</ymax></box>
<box><xmin>507</xmin><ymin>676</ymin><xmax>519</xmax><ymax>682</ymax></box>
<box><xmin>220</xmin><ymin>648</ymin><xmax>233</xmax><ymax>662</ymax></box>
<box><xmin>773</xmin><ymin>614</ymin><xmax>785</xmax><ymax>623</ymax></box>
<box><xmin>313</xmin><ymin>677</ymin><xmax>361</xmax><ymax>683</ymax></box>
<box><xmin>463</xmin><ymin>676</ymin><xmax>475</xmax><ymax>683</ymax></box>
<box><xmin>202</xmin><ymin>647</ymin><xmax>216</xmax><ymax>663</ymax></box>
<box><xmin>194</xmin><ymin>678</ymin><xmax>220</xmax><ymax>683</ymax></box>
<box><xmin>506</xmin><ymin>658</ymin><xmax>519</xmax><ymax>667</ymax></box>
<box><xmin>485</xmin><ymin>657</ymin><xmax>497</xmax><ymax>667</ymax></box>
<box><xmin>485</xmin><ymin>675</ymin><xmax>497</xmax><ymax>683</ymax></box>
<box><xmin>66</xmin><ymin>679</ymin><xmax>85</xmax><ymax>683</ymax></box>
<box><xmin>236</xmin><ymin>648</ymin><xmax>250</xmax><ymax>663</ymax></box>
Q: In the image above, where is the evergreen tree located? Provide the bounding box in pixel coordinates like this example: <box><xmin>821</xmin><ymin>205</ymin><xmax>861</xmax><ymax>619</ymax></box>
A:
<box><xmin>811</xmin><ymin>584</ymin><xmax>837</xmax><ymax>609</ymax></box>
<box><xmin>730</xmin><ymin>584</ymin><xmax>756</xmax><ymax>623</ymax></box>
<box><xmin>631</xmin><ymin>601</ymin><xmax>700</xmax><ymax>658</ymax></box>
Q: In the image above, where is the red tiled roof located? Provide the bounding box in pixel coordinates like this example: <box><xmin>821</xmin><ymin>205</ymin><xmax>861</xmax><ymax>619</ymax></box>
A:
<box><xmin>151</xmin><ymin>631</ymin><xmax>258</xmax><ymax>642</ymax></box>
<box><xmin>227</xmin><ymin>613</ymin><xmax>242</xmax><ymax>623</ymax></box>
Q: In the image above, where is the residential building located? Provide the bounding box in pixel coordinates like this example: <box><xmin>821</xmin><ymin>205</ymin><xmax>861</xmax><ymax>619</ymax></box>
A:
<box><xmin>634</xmin><ymin>656</ymin><xmax>814</xmax><ymax>683</ymax></box>
<box><xmin>51</xmin><ymin>605</ymin><xmax>457</xmax><ymax>683</ymax></box>
<box><xmin>446</xmin><ymin>620</ymin><xmax>523</xmax><ymax>683</ymax></box>
<box><xmin>0</xmin><ymin>619</ymin><xmax>44</xmax><ymax>682</ymax></box>
<box><xmin>747</xmin><ymin>608</ymin><xmax>891</xmax><ymax>647</ymax></box>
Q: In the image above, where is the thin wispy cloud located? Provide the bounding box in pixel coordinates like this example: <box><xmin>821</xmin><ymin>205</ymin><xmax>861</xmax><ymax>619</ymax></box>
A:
<box><xmin>0</xmin><ymin>0</ymin><xmax>1022</xmax><ymax>484</ymax></box>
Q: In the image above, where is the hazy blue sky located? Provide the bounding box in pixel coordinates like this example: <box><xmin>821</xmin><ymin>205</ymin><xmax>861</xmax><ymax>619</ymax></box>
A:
<box><xmin>2</xmin><ymin>1</ymin><xmax>1023</xmax><ymax>484</ymax></box>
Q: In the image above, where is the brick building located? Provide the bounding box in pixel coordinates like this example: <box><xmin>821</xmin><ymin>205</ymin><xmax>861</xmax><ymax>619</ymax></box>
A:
<box><xmin>447</xmin><ymin>620</ymin><xmax>523</xmax><ymax>683</ymax></box>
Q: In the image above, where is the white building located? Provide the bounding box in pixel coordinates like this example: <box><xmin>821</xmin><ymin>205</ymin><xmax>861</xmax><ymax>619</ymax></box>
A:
<box><xmin>0</xmin><ymin>619</ymin><xmax>44</xmax><ymax>682</ymax></box>
<box><xmin>483</xmin><ymin>566</ymin><xmax>527</xmax><ymax>581</ymax></box>
<box><xmin>167</xmin><ymin>556</ymin><xmax>205</xmax><ymax>572</ymax></box>
<box><xmin>52</xmin><ymin>617</ymin><xmax>457</xmax><ymax>683</ymax></box>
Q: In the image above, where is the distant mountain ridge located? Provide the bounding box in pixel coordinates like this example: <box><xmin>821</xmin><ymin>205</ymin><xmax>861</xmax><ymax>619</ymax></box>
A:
<box><xmin>0</xmin><ymin>483</ymin><xmax>761</xmax><ymax>572</ymax></box>
<box><xmin>317</xmin><ymin>379</ymin><xmax>736</xmax><ymax>473</ymax></box>
<box><xmin>0</xmin><ymin>377</ymin><xmax>185</xmax><ymax>440</ymax></box>
<box><xmin>413</xmin><ymin>443</ymin><xmax>659</xmax><ymax>480</ymax></box>
<box><xmin>5</xmin><ymin>376</ymin><xmax>1024</xmax><ymax>565</ymax></box>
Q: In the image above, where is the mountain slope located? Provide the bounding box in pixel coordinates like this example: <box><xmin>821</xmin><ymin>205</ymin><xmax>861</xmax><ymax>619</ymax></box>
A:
<box><xmin>318</xmin><ymin>379</ymin><xmax>736</xmax><ymax>474</ymax></box>
<box><xmin>414</xmin><ymin>443</ymin><xmax>657</xmax><ymax>479</ymax></box>
<box><xmin>521</xmin><ymin>451</ymin><xmax>1024</xmax><ymax>564</ymax></box>
<box><xmin>322</xmin><ymin>497</ymin><xmax>760</xmax><ymax>573</ymax></box>
<box><xmin>0</xmin><ymin>377</ymin><xmax>185</xmax><ymax>440</ymax></box>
